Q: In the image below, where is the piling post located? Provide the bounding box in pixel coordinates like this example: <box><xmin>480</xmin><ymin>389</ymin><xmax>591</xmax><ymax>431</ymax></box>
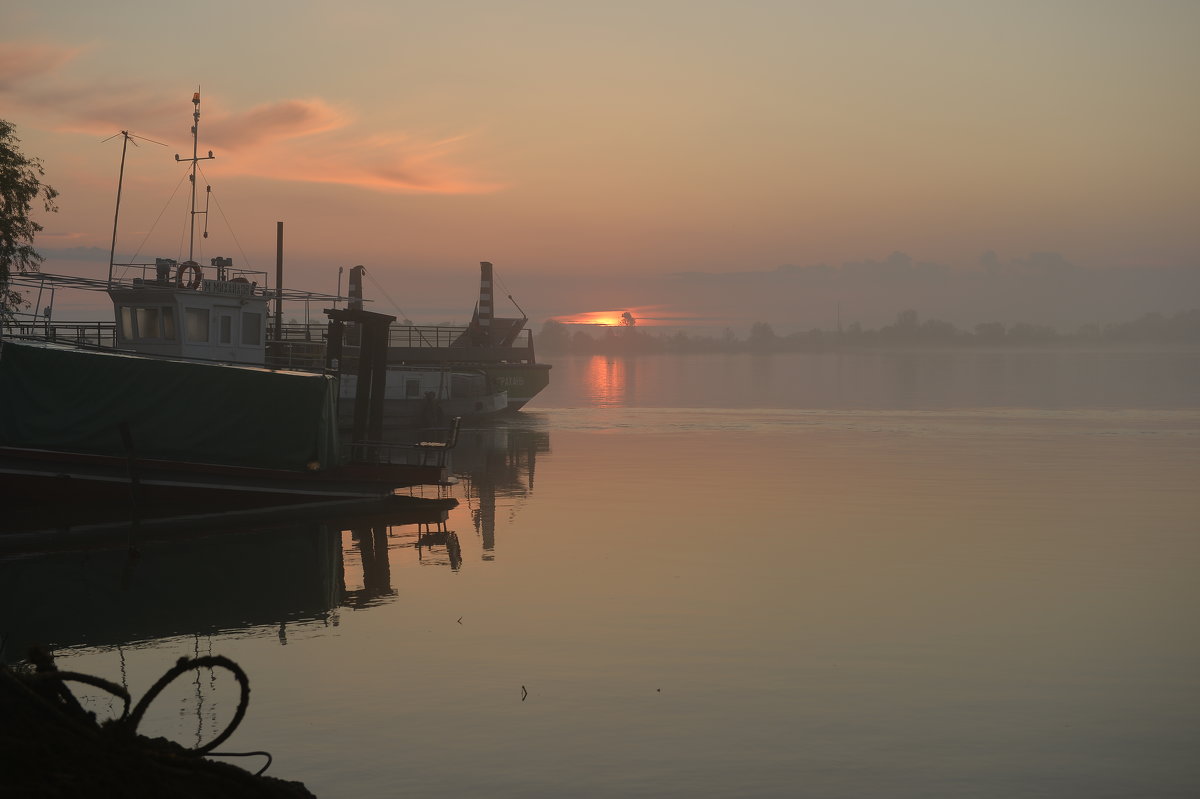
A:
<box><xmin>274</xmin><ymin>221</ymin><xmax>284</xmax><ymax>345</ymax></box>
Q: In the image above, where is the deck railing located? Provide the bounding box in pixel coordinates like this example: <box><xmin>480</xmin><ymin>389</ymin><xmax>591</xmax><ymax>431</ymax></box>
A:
<box><xmin>1</xmin><ymin>321</ymin><xmax>117</xmax><ymax>348</ymax></box>
<box><xmin>3</xmin><ymin>319</ymin><xmax>535</xmax><ymax>366</ymax></box>
<box><xmin>346</xmin><ymin>418</ymin><xmax>461</xmax><ymax>470</ymax></box>
<box><xmin>273</xmin><ymin>322</ymin><xmax>534</xmax><ymax>352</ymax></box>
<box><xmin>264</xmin><ymin>339</ymin><xmax>328</xmax><ymax>371</ymax></box>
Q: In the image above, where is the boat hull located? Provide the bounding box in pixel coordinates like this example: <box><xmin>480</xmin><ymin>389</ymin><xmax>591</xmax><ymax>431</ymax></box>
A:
<box><xmin>482</xmin><ymin>363</ymin><xmax>553</xmax><ymax>410</ymax></box>
<box><xmin>0</xmin><ymin>446</ymin><xmax>449</xmax><ymax>510</ymax></box>
<box><xmin>382</xmin><ymin>357</ymin><xmax>551</xmax><ymax>411</ymax></box>
<box><xmin>338</xmin><ymin>368</ymin><xmax>509</xmax><ymax>427</ymax></box>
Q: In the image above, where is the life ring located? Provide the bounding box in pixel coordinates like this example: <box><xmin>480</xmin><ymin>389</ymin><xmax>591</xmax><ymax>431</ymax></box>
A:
<box><xmin>176</xmin><ymin>262</ymin><xmax>203</xmax><ymax>289</ymax></box>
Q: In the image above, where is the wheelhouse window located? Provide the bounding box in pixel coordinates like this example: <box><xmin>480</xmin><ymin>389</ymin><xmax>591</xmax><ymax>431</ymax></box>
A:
<box><xmin>135</xmin><ymin>308</ymin><xmax>160</xmax><ymax>338</ymax></box>
<box><xmin>161</xmin><ymin>308</ymin><xmax>176</xmax><ymax>339</ymax></box>
<box><xmin>185</xmin><ymin>308</ymin><xmax>210</xmax><ymax>342</ymax></box>
<box><xmin>118</xmin><ymin>306</ymin><xmax>177</xmax><ymax>341</ymax></box>
<box><xmin>219</xmin><ymin>315</ymin><xmax>233</xmax><ymax>345</ymax></box>
<box><xmin>241</xmin><ymin>312</ymin><xmax>262</xmax><ymax>346</ymax></box>
<box><xmin>405</xmin><ymin>378</ymin><xmax>422</xmax><ymax>398</ymax></box>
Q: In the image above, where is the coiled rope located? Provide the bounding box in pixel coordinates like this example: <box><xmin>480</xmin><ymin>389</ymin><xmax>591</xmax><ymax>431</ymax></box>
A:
<box><xmin>28</xmin><ymin>652</ymin><xmax>272</xmax><ymax>775</ymax></box>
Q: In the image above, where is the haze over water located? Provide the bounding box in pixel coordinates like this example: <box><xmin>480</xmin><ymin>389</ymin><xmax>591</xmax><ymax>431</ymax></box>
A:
<box><xmin>4</xmin><ymin>349</ymin><xmax>1198</xmax><ymax>797</ymax></box>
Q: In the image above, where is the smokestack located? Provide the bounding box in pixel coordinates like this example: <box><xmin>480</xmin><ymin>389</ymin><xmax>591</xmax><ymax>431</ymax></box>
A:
<box><xmin>478</xmin><ymin>261</ymin><xmax>493</xmax><ymax>342</ymax></box>
<box><xmin>349</xmin><ymin>265</ymin><xmax>365</xmax><ymax>311</ymax></box>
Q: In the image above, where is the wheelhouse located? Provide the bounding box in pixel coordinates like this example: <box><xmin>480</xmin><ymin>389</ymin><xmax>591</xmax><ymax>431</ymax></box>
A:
<box><xmin>108</xmin><ymin>257</ymin><xmax>269</xmax><ymax>365</ymax></box>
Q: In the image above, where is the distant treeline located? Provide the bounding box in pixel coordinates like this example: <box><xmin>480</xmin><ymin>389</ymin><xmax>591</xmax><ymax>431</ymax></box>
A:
<box><xmin>536</xmin><ymin>309</ymin><xmax>1200</xmax><ymax>354</ymax></box>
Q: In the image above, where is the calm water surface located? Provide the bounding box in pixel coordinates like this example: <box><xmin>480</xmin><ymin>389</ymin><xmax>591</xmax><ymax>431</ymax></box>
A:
<box><xmin>3</xmin><ymin>350</ymin><xmax>1198</xmax><ymax>798</ymax></box>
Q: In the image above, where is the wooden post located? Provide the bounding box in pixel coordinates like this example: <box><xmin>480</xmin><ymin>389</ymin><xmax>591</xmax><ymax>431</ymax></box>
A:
<box><xmin>274</xmin><ymin>221</ymin><xmax>284</xmax><ymax>345</ymax></box>
<box><xmin>353</xmin><ymin>330</ymin><xmax>373</xmax><ymax>444</ymax></box>
<box><xmin>326</xmin><ymin>308</ymin><xmax>394</xmax><ymax>455</ymax></box>
<box><xmin>366</xmin><ymin>322</ymin><xmax>387</xmax><ymax>442</ymax></box>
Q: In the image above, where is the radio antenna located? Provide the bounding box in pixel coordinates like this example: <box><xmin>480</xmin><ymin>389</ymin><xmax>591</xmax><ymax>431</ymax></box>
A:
<box><xmin>103</xmin><ymin>130</ymin><xmax>167</xmax><ymax>284</ymax></box>
<box><xmin>174</xmin><ymin>89</ymin><xmax>215</xmax><ymax>263</ymax></box>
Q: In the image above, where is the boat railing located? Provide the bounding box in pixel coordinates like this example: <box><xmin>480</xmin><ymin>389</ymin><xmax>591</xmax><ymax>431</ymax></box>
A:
<box><xmin>347</xmin><ymin>440</ymin><xmax>452</xmax><ymax>469</ymax></box>
<box><xmin>274</xmin><ymin>322</ymin><xmax>329</xmax><ymax>342</ymax></box>
<box><xmin>385</xmin><ymin>325</ymin><xmax>465</xmax><ymax>348</ymax></box>
<box><xmin>346</xmin><ymin>418</ymin><xmax>462</xmax><ymax>468</ymax></box>
<box><xmin>264</xmin><ymin>339</ymin><xmax>328</xmax><ymax>371</ymax></box>
<box><xmin>1</xmin><ymin>320</ymin><xmax>117</xmax><ymax>348</ymax></box>
<box><xmin>272</xmin><ymin>322</ymin><xmax>535</xmax><ymax>354</ymax></box>
<box><xmin>108</xmin><ymin>261</ymin><xmax>270</xmax><ymax>291</ymax></box>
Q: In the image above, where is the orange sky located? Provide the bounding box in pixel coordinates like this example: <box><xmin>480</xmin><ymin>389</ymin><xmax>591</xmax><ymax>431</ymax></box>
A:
<box><xmin>3</xmin><ymin>1</ymin><xmax>1198</xmax><ymax>328</ymax></box>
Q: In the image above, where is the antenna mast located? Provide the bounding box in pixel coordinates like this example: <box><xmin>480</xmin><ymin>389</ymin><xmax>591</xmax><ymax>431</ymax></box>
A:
<box><xmin>175</xmin><ymin>90</ymin><xmax>215</xmax><ymax>262</ymax></box>
<box><xmin>107</xmin><ymin>131</ymin><xmax>131</xmax><ymax>285</ymax></box>
<box><xmin>103</xmin><ymin>129</ymin><xmax>166</xmax><ymax>285</ymax></box>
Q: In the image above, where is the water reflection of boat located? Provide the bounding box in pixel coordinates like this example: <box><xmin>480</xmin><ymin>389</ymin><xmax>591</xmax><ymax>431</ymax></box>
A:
<box><xmin>1</xmin><ymin>417</ymin><xmax>554</xmax><ymax>666</ymax></box>
<box><xmin>450</xmin><ymin>419</ymin><xmax>550</xmax><ymax>560</ymax></box>
<box><xmin>342</xmin><ymin>519</ymin><xmax>464</xmax><ymax>609</ymax></box>
<box><xmin>0</xmin><ymin>501</ymin><xmax>456</xmax><ymax>665</ymax></box>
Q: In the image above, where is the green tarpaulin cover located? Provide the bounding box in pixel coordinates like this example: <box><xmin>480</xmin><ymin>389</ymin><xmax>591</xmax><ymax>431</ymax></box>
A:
<box><xmin>0</xmin><ymin>340</ymin><xmax>340</xmax><ymax>471</ymax></box>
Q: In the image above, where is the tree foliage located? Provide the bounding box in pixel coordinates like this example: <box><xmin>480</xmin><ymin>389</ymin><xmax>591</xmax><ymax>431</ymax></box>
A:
<box><xmin>1</xmin><ymin>119</ymin><xmax>59</xmax><ymax>319</ymax></box>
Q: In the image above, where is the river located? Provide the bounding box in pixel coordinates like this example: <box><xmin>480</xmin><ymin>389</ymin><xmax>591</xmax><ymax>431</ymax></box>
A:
<box><xmin>3</xmin><ymin>349</ymin><xmax>1198</xmax><ymax>798</ymax></box>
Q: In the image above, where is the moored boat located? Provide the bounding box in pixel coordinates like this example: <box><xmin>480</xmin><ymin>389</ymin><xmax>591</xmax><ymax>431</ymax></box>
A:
<box><xmin>329</xmin><ymin>262</ymin><xmax>551</xmax><ymax>411</ymax></box>
<box><xmin>388</xmin><ymin>261</ymin><xmax>552</xmax><ymax>410</ymax></box>
<box><xmin>0</xmin><ymin>91</ymin><xmax>456</xmax><ymax>508</ymax></box>
<box><xmin>338</xmin><ymin>365</ymin><xmax>507</xmax><ymax>428</ymax></box>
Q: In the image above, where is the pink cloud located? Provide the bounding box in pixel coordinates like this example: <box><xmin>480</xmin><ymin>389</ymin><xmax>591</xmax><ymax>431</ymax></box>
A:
<box><xmin>0</xmin><ymin>41</ymin><xmax>503</xmax><ymax>195</ymax></box>
<box><xmin>0</xmin><ymin>41</ymin><xmax>80</xmax><ymax>92</ymax></box>
<box><xmin>192</xmin><ymin>105</ymin><xmax>503</xmax><ymax>194</ymax></box>
<box><xmin>224</xmin><ymin>130</ymin><xmax>505</xmax><ymax>194</ymax></box>
<box><xmin>206</xmin><ymin>99</ymin><xmax>347</xmax><ymax>150</ymax></box>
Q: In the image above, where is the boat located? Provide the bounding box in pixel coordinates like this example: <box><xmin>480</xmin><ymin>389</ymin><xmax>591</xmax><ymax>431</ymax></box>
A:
<box><xmin>0</xmin><ymin>338</ymin><xmax>452</xmax><ymax>506</ymax></box>
<box><xmin>320</xmin><ymin>262</ymin><xmax>552</xmax><ymax>411</ymax></box>
<box><xmin>338</xmin><ymin>366</ymin><xmax>508</xmax><ymax>428</ymax></box>
<box><xmin>389</xmin><ymin>261</ymin><xmax>551</xmax><ymax>410</ymax></box>
<box><xmin>0</xmin><ymin>91</ymin><xmax>456</xmax><ymax>508</ymax></box>
<box><xmin>330</xmin><ymin>270</ymin><xmax>511</xmax><ymax>426</ymax></box>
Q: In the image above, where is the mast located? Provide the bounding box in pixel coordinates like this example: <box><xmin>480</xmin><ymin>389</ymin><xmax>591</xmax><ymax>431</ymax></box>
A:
<box><xmin>107</xmin><ymin>132</ymin><xmax>131</xmax><ymax>285</ymax></box>
<box><xmin>174</xmin><ymin>90</ymin><xmax>215</xmax><ymax>263</ymax></box>
<box><xmin>104</xmin><ymin>129</ymin><xmax>166</xmax><ymax>284</ymax></box>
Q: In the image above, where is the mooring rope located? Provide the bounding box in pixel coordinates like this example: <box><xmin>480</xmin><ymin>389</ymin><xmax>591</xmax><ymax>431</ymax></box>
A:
<box><xmin>8</xmin><ymin>650</ymin><xmax>312</xmax><ymax>793</ymax></box>
<box><xmin>28</xmin><ymin>653</ymin><xmax>263</xmax><ymax>769</ymax></box>
<box><xmin>120</xmin><ymin>654</ymin><xmax>252</xmax><ymax>756</ymax></box>
<box><xmin>28</xmin><ymin>670</ymin><xmax>132</xmax><ymax>719</ymax></box>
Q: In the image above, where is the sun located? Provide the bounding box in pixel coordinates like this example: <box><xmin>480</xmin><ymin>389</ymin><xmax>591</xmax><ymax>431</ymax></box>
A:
<box><xmin>552</xmin><ymin>310</ymin><xmax>627</xmax><ymax>327</ymax></box>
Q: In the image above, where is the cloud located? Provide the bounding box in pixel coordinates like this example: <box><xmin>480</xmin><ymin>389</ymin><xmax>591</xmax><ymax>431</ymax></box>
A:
<box><xmin>215</xmin><ymin>126</ymin><xmax>504</xmax><ymax>195</ymax></box>
<box><xmin>206</xmin><ymin>99</ymin><xmax>347</xmax><ymax>150</ymax></box>
<box><xmin>0</xmin><ymin>44</ymin><xmax>195</xmax><ymax>136</ymax></box>
<box><xmin>37</xmin><ymin>245</ymin><xmax>110</xmax><ymax>262</ymax></box>
<box><xmin>0</xmin><ymin>40</ymin><xmax>503</xmax><ymax>195</ymax></box>
<box><xmin>0</xmin><ymin>41</ymin><xmax>80</xmax><ymax>92</ymax></box>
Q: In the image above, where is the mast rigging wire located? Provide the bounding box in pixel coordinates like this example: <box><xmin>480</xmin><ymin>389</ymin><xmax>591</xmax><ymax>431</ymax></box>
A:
<box><xmin>197</xmin><ymin>165</ymin><xmax>253</xmax><ymax>271</ymax></box>
<box><xmin>362</xmin><ymin>268</ymin><xmax>413</xmax><ymax>323</ymax></box>
<box><xmin>493</xmin><ymin>269</ymin><xmax>527</xmax><ymax>318</ymax></box>
<box><xmin>116</xmin><ymin>164</ymin><xmax>191</xmax><ymax>279</ymax></box>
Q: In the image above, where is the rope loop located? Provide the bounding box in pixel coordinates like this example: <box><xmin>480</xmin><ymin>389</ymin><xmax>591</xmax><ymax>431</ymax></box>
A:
<box><xmin>122</xmin><ymin>654</ymin><xmax>251</xmax><ymax>756</ymax></box>
<box><xmin>30</xmin><ymin>670</ymin><xmax>132</xmax><ymax>719</ymax></box>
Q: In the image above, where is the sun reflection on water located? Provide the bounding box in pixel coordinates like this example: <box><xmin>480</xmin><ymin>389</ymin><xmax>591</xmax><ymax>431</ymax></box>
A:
<box><xmin>584</xmin><ymin>355</ymin><xmax>635</xmax><ymax>408</ymax></box>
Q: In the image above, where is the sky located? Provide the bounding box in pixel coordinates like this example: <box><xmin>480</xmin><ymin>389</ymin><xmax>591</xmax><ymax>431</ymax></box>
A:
<box><xmin>3</xmin><ymin>0</ymin><xmax>1198</xmax><ymax>331</ymax></box>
